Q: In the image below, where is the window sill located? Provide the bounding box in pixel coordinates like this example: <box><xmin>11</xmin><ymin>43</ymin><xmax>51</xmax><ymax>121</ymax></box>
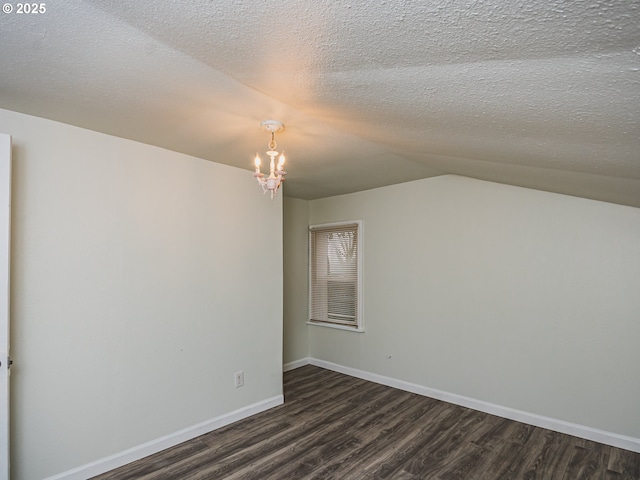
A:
<box><xmin>307</xmin><ymin>321</ymin><xmax>365</xmax><ymax>333</ymax></box>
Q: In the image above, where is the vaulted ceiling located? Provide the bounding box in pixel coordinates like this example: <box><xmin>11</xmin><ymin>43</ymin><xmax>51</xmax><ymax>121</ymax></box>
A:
<box><xmin>1</xmin><ymin>1</ymin><xmax>639</xmax><ymax>205</ymax></box>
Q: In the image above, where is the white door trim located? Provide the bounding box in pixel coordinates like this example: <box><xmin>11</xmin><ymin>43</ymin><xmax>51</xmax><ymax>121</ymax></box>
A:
<box><xmin>0</xmin><ymin>134</ymin><xmax>12</xmax><ymax>480</ymax></box>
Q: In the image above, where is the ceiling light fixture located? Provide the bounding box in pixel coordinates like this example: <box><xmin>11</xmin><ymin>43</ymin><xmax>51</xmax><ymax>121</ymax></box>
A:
<box><xmin>253</xmin><ymin>120</ymin><xmax>286</xmax><ymax>199</ymax></box>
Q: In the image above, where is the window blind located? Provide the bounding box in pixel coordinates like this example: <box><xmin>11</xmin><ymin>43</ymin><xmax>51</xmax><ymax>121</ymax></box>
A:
<box><xmin>309</xmin><ymin>223</ymin><xmax>359</xmax><ymax>327</ymax></box>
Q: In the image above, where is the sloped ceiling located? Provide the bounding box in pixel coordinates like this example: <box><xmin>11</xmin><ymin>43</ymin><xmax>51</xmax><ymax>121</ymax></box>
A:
<box><xmin>1</xmin><ymin>1</ymin><xmax>639</xmax><ymax>205</ymax></box>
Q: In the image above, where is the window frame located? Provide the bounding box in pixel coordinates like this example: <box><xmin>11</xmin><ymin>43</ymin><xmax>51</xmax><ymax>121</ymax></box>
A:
<box><xmin>307</xmin><ymin>220</ymin><xmax>364</xmax><ymax>332</ymax></box>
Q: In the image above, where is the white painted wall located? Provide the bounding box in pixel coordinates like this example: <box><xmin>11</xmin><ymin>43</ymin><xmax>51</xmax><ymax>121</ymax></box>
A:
<box><xmin>283</xmin><ymin>198</ymin><xmax>309</xmax><ymax>366</ymax></box>
<box><xmin>1</xmin><ymin>109</ymin><xmax>283</xmax><ymax>480</ymax></box>
<box><xmin>306</xmin><ymin>175</ymin><xmax>640</xmax><ymax>441</ymax></box>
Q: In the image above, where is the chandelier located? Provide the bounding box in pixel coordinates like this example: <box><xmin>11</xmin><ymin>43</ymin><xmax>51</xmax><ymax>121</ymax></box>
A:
<box><xmin>253</xmin><ymin>120</ymin><xmax>287</xmax><ymax>199</ymax></box>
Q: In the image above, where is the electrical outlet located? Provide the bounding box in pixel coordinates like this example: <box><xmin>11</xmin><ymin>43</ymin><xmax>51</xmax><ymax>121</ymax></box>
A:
<box><xmin>234</xmin><ymin>371</ymin><xmax>244</xmax><ymax>388</ymax></box>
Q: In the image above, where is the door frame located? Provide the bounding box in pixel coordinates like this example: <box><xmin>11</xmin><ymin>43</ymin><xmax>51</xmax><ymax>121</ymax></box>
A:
<box><xmin>0</xmin><ymin>133</ymin><xmax>12</xmax><ymax>480</ymax></box>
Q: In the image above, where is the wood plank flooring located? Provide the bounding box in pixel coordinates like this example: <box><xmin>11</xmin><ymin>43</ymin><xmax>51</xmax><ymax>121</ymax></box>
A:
<box><xmin>92</xmin><ymin>365</ymin><xmax>640</xmax><ymax>479</ymax></box>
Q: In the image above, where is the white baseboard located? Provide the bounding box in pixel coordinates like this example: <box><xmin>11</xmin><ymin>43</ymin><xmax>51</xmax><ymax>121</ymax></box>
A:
<box><xmin>45</xmin><ymin>395</ymin><xmax>284</xmax><ymax>480</ymax></box>
<box><xmin>283</xmin><ymin>357</ymin><xmax>311</xmax><ymax>372</ymax></box>
<box><xmin>308</xmin><ymin>358</ymin><xmax>640</xmax><ymax>454</ymax></box>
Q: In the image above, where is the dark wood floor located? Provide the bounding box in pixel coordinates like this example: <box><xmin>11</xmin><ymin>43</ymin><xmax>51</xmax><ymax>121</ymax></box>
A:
<box><xmin>93</xmin><ymin>365</ymin><xmax>640</xmax><ymax>479</ymax></box>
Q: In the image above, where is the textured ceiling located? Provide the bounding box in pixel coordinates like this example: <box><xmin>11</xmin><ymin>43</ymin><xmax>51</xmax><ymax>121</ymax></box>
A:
<box><xmin>1</xmin><ymin>0</ymin><xmax>639</xmax><ymax>205</ymax></box>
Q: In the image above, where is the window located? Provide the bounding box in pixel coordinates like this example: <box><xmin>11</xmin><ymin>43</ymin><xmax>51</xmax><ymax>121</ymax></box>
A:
<box><xmin>308</xmin><ymin>221</ymin><xmax>363</xmax><ymax>331</ymax></box>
